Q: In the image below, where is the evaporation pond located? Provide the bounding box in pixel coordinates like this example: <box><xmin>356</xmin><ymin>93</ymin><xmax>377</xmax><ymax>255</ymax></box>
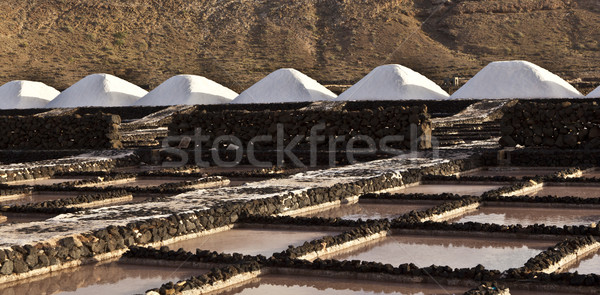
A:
<box><xmin>324</xmin><ymin>234</ymin><xmax>554</xmax><ymax>271</ymax></box>
<box><xmin>0</xmin><ymin>191</ymin><xmax>80</xmax><ymax>206</ymax></box>
<box><xmin>564</xmin><ymin>249</ymin><xmax>600</xmax><ymax>275</ymax></box>
<box><xmin>449</xmin><ymin>205</ymin><xmax>600</xmax><ymax>227</ymax></box>
<box><xmin>4</xmin><ymin>176</ymin><xmax>92</xmax><ymax>186</ymax></box>
<box><xmin>300</xmin><ymin>201</ymin><xmax>440</xmax><ymax>221</ymax></box>
<box><xmin>391</xmin><ymin>184</ymin><xmax>502</xmax><ymax>196</ymax></box>
<box><xmin>99</xmin><ymin>177</ymin><xmax>195</xmax><ymax>188</ymax></box>
<box><xmin>0</xmin><ymin>261</ymin><xmax>205</xmax><ymax>295</ymax></box>
<box><xmin>460</xmin><ymin>167</ymin><xmax>562</xmax><ymax>177</ymax></box>
<box><xmin>528</xmin><ymin>185</ymin><xmax>600</xmax><ymax>198</ymax></box>
<box><xmin>215</xmin><ymin>274</ymin><xmax>467</xmax><ymax>295</ymax></box>
<box><xmin>167</xmin><ymin>228</ymin><xmax>339</xmax><ymax>256</ymax></box>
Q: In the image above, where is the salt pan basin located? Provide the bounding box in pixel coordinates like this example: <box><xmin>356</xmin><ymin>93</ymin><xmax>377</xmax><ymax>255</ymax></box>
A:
<box><xmin>391</xmin><ymin>184</ymin><xmax>502</xmax><ymax>196</ymax></box>
<box><xmin>4</xmin><ymin>176</ymin><xmax>92</xmax><ymax>186</ymax></box>
<box><xmin>215</xmin><ymin>274</ymin><xmax>466</xmax><ymax>295</ymax></box>
<box><xmin>167</xmin><ymin>228</ymin><xmax>339</xmax><ymax>256</ymax></box>
<box><xmin>528</xmin><ymin>185</ymin><xmax>600</xmax><ymax>198</ymax></box>
<box><xmin>97</xmin><ymin>177</ymin><xmax>196</xmax><ymax>188</ymax></box>
<box><xmin>0</xmin><ymin>261</ymin><xmax>204</xmax><ymax>295</ymax></box>
<box><xmin>565</xmin><ymin>249</ymin><xmax>600</xmax><ymax>275</ymax></box>
<box><xmin>324</xmin><ymin>234</ymin><xmax>553</xmax><ymax>271</ymax></box>
<box><xmin>461</xmin><ymin>167</ymin><xmax>562</xmax><ymax>178</ymax></box>
<box><xmin>449</xmin><ymin>205</ymin><xmax>600</xmax><ymax>227</ymax></box>
<box><xmin>301</xmin><ymin>202</ymin><xmax>439</xmax><ymax>221</ymax></box>
<box><xmin>0</xmin><ymin>191</ymin><xmax>80</xmax><ymax>206</ymax></box>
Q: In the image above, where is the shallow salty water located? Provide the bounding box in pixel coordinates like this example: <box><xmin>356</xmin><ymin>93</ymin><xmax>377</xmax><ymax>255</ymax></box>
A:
<box><xmin>301</xmin><ymin>202</ymin><xmax>439</xmax><ymax>221</ymax></box>
<box><xmin>0</xmin><ymin>191</ymin><xmax>80</xmax><ymax>206</ymax></box>
<box><xmin>449</xmin><ymin>206</ymin><xmax>600</xmax><ymax>227</ymax></box>
<box><xmin>324</xmin><ymin>235</ymin><xmax>553</xmax><ymax>271</ymax></box>
<box><xmin>166</xmin><ymin>228</ymin><xmax>339</xmax><ymax>256</ymax></box>
<box><xmin>0</xmin><ymin>261</ymin><xmax>204</xmax><ymax>295</ymax></box>
<box><xmin>528</xmin><ymin>185</ymin><xmax>600</xmax><ymax>198</ymax></box>
<box><xmin>460</xmin><ymin>167</ymin><xmax>562</xmax><ymax>178</ymax></box>
<box><xmin>98</xmin><ymin>177</ymin><xmax>194</xmax><ymax>188</ymax></box>
<box><xmin>4</xmin><ymin>177</ymin><xmax>92</xmax><ymax>186</ymax></box>
<box><xmin>214</xmin><ymin>274</ymin><xmax>466</xmax><ymax>295</ymax></box>
<box><xmin>565</xmin><ymin>250</ymin><xmax>600</xmax><ymax>275</ymax></box>
<box><xmin>390</xmin><ymin>184</ymin><xmax>502</xmax><ymax>196</ymax></box>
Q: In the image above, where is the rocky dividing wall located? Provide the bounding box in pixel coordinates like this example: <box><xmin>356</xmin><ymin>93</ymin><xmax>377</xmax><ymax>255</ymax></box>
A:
<box><xmin>0</xmin><ymin>113</ymin><xmax>122</xmax><ymax>150</ymax></box>
<box><xmin>500</xmin><ymin>100</ymin><xmax>600</xmax><ymax>148</ymax></box>
<box><xmin>168</xmin><ymin>105</ymin><xmax>432</xmax><ymax>150</ymax></box>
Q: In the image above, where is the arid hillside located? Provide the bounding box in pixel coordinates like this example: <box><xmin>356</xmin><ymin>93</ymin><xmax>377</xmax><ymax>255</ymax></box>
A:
<box><xmin>0</xmin><ymin>0</ymin><xmax>598</xmax><ymax>93</ymax></box>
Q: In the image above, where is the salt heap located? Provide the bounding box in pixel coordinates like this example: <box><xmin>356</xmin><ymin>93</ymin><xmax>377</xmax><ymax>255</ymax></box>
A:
<box><xmin>450</xmin><ymin>60</ymin><xmax>583</xmax><ymax>99</ymax></box>
<box><xmin>232</xmin><ymin>68</ymin><xmax>336</xmax><ymax>104</ymax></box>
<box><xmin>0</xmin><ymin>80</ymin><xmax>60</xmax><ymax>109</ymax></box>
<box><xmin>587</xmin><ymin>86</ymin><xmax>600</xmax><ymax>98</ymax></box>
<box><xmin>336</xmin><ymin>64</ymin><xmax>449</xmax><ymax>101</ymax></box>
<box><xmin>46</xmin><ymin>74</ymin><xmax>147</xmax><ymax>108</ymax></box>
<box><xmin>134</xmin><ymin>75</ymin><xmax>237</xmax><ymax>106</ymax></box>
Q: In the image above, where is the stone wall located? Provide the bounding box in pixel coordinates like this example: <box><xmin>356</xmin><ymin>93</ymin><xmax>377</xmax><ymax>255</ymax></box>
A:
<box><xmin>168</xmin><ymin>105</ymin><xmax>432</xmax><ymax>150</ymax></box>
<box><xmin>0</xmin><ymin>113</ymin><xmax>122</xmax><ymax>150</ymax></box>
<box><xmin>500</xmin><ymin>100</ymin><xmax>600</xmax><ymax>148</ymax></box>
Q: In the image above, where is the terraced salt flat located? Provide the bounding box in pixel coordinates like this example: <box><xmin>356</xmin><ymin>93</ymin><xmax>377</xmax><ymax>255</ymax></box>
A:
<box><xmin>565</xmin><ymin>250</ymin><xmax>600</xmax><ymax>275</ymax></box>
<box><xmin>166</xmin><ymin>228</ymin><xmax>340</xmax><ymax>256</ymax></box>
<box><xmin>0</xmin><ymin>261</ymin><xmax>204</xmax><ymax>295</ymax></box>
<box><xmin>324</xmin><ymin>234</ymin><xmax>554</xmax><ymax>271</ymax></box>
<box><xmin>390</xmin><ymin>184</ymin><xmax>502</xmax><ymax>196</ymax></box>
<box><xmin>0</xmin><ymin>212</ymin><xmax>55</xmax><ymax>224</ymax></box>
<box><xmin>300</xmin><ymin>201</ymin><xmax>440</xmax><ymax>221</ymax></box>
<box><xmin>217</xmin><ymin>274</ymin><xmax>467</xmax><ymax>295</ymax></box>
<box><xmin>460</xmin><ymin>167</ymin><xmax>562</xmax><ymax>177</ymax></box>
<box><xmin>4</xmin><ymin>176</ymin><xmax>92</xmax><ymax>186</ymax></box>
<box><xmin>95</xmin><ymin>177</ymin><xmax>197</xmax><ymax>188</ymax></box>
<box><xmin>0</xmin><ymin>149</ymin><xmax>470</xmax><ymax>247</ymax></box>
<box><xmin>449</xmin><ymin>205</ymin><xmax>600</xmax><ymax>227</ymax></box>
<box><xmin>528</xmin><ymin>185</ymin><xmax>600</xmax><ymax>198</ymax></box>
<box><xmin>0</xmin><ymin>191</ymin><xmax>80</xmax><ymax>206</ymax></box>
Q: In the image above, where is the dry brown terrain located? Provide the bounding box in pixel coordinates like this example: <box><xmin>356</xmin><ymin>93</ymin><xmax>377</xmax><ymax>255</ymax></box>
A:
<box><xmin>0</xmin><ymin>0</ymin><xmax>598</xmax><ymax>93</ymax></box>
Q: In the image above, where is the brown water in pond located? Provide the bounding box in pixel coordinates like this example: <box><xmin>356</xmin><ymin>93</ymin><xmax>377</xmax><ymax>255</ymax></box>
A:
<box><xmin>0</xmin><ymin>261</ymin><xmax>204</xmax><ymax>295</ymax></box>
<box><xmin>528</xmin><ymin>186</ymin><xmax>600</xmax><ymax>198</ymax></box>
<box><xmin>449</xmin><ymin>206</ymin><xmax>600</xmax><ymax>227</ymax></box>
<box><xmin>323</xmin><ymin>235</ymin><xmax>553</xmax><ymax>271</ymax></box>
<box><xmin>582</xmin><ymin>169</ymin><xmax>600</xmax><ymax>178</ymax></box>
<box><xmin>5</xmin><ymin>177</ymin><xmax>92</xmax><ymax>186</ymax></box>
<box><xmin>167</xmin><ymin>228</ymin><xmax>339</xmax><ymax>256</ymax></box>
<box><xmin>301</xmin><ymin>202</ymin><xmax>439</xmax><ymax>221</ymax></box>
<box><xmin>564</xmin><ymin>249</ymin><xmax>600</xmax><ymax>275</ymax></box>
<box><xmin>0</xmin><ymin>191</ymin><xmax>80</xmax><ymax>206</ymax></box>
<box><xmin>0</xmin><ymin>212</ymin><xmax>55</xmax><ymax>223</ymax></box>
<box><xmin>214</xmin><ymin>274</ymin><xmax>466</xmax><ymax>295</ymax></box>
<box><xmin>461</xmin><ymin>167</ymin><xmax>562</xmax><ymax>177</ymax></box>
<box><xmin>391</xmin><ymin>184</ymin><xmax>502</xmax><ymax>196</ymax></box>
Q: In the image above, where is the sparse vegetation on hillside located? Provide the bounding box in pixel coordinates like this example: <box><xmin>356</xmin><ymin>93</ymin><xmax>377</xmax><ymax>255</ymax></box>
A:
<box><xmin>0</xmin><ymin>0</ymin><xmax>598</xmax><ymax>93</ymax></box>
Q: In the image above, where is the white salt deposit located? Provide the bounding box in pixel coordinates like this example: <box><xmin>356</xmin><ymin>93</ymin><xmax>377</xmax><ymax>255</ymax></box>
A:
<box><xmin>134</xmin><ymin>75</ymin><xmax>237</xmax><ymax>106</ymax></box>
<box><xmin>336</xmin><ymin>64</ymin><xmax>449</xmax><ymax>101</ymax></box>
<box><xmin>587</xmin><ymin>86</ymin><xmax>600</xmax><ymax>98</ymax></box>
<box><xmin>46</xmin><ymin>74</ymin><xmax>147</xmax><ymax>108</ymax></box>
<box><xmin>0</xmin><ymin>80</ymin><xmax>59</xmax><ymax>109</ymax></box>
<box><xmin>450</xmin><ymin>60</ymin><xmax>583</xmax><ymax>99</ymax></box>
<box><xmin>232</xmin><ymin>68</ymin><xmax>336</xmax><ymax>104</ymax></box>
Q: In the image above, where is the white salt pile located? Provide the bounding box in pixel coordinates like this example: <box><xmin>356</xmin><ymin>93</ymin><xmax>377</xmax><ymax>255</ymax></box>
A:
<box><xmin>0</xmin><ymin>81</ymin><xmax>60</xmax><ymax>109</ymax></box>
<box><xmin>450</xmin><ymin>60</ymin><xmax>583</xmax><ymax>99</ymax></box>
<box><xmin>336</xmin><ymin>64</ymin><xmax>449</xmax><ymax>101</ymax></box>
<box><xmin>134</xmin><ymin>75</ymin><xmax>237</xmax><ymax>106</ymax></box>
<box><xmin>46</xmin><ymin>74</ymin><xmax>147</xmax><ymax>108</ymax></box>
<box><xmin>587</xmin><ymin>86</ymin><xmax>600</xmax><ymax>98</ymax></box>
<box><xmin>231</xmin><ymin>68</ymin><xmax>336</xmax><ymax>104</ymax></box>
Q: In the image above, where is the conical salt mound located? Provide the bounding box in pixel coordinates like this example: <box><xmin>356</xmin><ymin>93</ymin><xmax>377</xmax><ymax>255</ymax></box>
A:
<box><xmin>0</xmin><ymin>81</ymin><xmax>60</xmax><ymax>109</ymax></box>
<box><xmin>336</xmin><ymin>64</ymin><xmax>449</xmax><ymax>101</ymax></box>
<box><xmin>46</xmin><ymin>74</ymin><xmax>147</xmax><ymax>108</ymax></box>
<box><xmin>450</xmin><ymin>61</ymin><xmax>583</xmax><ymax>99</ymax></box>
<box><xmin>587</xmin><ymin>86</ymin><xmax>600</xmax><ymax>98</ymax></box>
<box><xmin>232</xmin><ymin>68</ymin><xmax>336</xmax><ymax>104</ymax></box>
<box><xmin>134</xmin><ymin>75</ymin><xmax>237</xmax><ymax>106</ymax></box>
